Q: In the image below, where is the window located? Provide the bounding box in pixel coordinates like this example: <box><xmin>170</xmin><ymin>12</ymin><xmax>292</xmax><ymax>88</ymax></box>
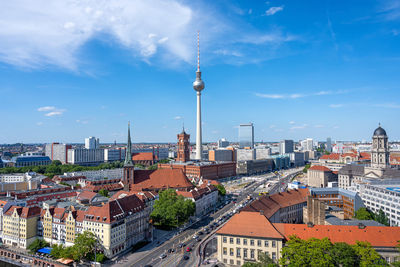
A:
<box><xmin>250</xmin><ymin>249</ymin><xmax>255</xmax><ymax>259</ymax></box>
<box><xmin>243</xmin><ymin>249</ymin><xmax>248</xmax><ymax>258</ymax></box>
<box><xmin>272</xmin><ymin>241</ymin><xmax>276</xmax><ymax>248</ymax></box>
<box><xmin>223</xmin><ymin>247</ymin><xmax>227</xmax><ymax>255</ymax></box>
<box><xmin>250</xmin><ymin>239</ymin><xmax>254</xmax><ymax>246</ymax></box>
<box><xmin>243</xmin><ymin>239</ymin><xmax>248</xmax><ymax>245</ymax></box>
<box><xmin>223</xmin><ymin>237</ymin><xmax>227</xmax><ymax>243</ymax></box>
<box><xmin>272</xmin><ymin>252</ymin><xmax>276</xmax><ymax>260</ymax></box>
<box><xmin>230</xmin><ymin>248</ymin><xmax>234</xmax><ymax>256</ymax></box>
<box><xmin>223</xmin><ymin>259</ymin><xmax>227</xmax><ymax>263</ymax></box>
<box><xmin>237</xmin><ymin>248</ymin><xmax>241</xmax><ymax>257</ymax></box>
<box><xmin>230</xmin><ymin>259</ymin><xmax>234</xmax><ymax>265</ymax></box>
<box><xmin>230</xmin><ymin>237</ymin><xmax>234</xmax><ymax>244</ymax></box>
<box><xmin>237</xmin><ymin>260</ymin><xmax>241</xmax><ymax>266</ymax></box>
<box><xmin>257</xmin><ymin>240</ymin><xmax>261</xmax><ymax>247</ymax></box>
<box><xmin>236</xmin><ymin>238</ymin><xmax>241</xmax><ymax>245</ymax></box>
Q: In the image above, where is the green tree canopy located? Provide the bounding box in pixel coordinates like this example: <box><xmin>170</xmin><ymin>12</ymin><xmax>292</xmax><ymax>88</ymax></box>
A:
<box><xmin>374</xmin><ymin>209</ymin><xmax>390</xmax><ymax>226</ymax></box>
<box><xmin>73</xmin><ymin>231</ymin><xmax>97</xmax><ymax>260</ymax></box>
<box><xmin>353</xmin><ymin>241</ymin><xmax>388</xmax><ymax>267</ymax></box>
<box><xmin>98</xmin><ymin>189</ymin><xmax>109</xmax><ymax>198</ymax></box>
<box><xmin>330</xmin><ymin>242</ymin><xmax>359</xmax><ymax>267</ymax></box>
<box><xmin>243</xmin><ymin>252</ymin><xmax>278</xmax><ymax>267</ymax></box>
<box><xmin>303</xmin><ymin>164</ymin><xmax>311</xmax><ymax>173</ymax></box>
<box><xmin>28</xmin><ymin>239</ymin><xmax>49</xmax><ymax>253</ymax></box>
<box><xmin>150</xmin><ymin>189</ymin><xmax>195</xmax><ymax>228</ymax></box>
<box><xmin>215</xmin><ymin>184</ymin><xmax>226</xmax><ymax>196</ymax></box>
<box><xmin>354</xmin><ymin>207</ymin><xmax>374</xmax><ymax>220</ymax></box>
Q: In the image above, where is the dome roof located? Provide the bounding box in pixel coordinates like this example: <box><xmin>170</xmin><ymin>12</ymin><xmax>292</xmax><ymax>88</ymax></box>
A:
<box><xmin>373</xmin><ymin>126</ymin><xmax>387</xmax><ymax>136</ymax></box>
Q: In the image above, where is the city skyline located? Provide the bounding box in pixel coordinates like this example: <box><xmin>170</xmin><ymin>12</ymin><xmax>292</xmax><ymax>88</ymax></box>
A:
<box><xmin>1</xmin><ymin>0</ymin><xmax>400</xmax><ymax>143</ymax></box>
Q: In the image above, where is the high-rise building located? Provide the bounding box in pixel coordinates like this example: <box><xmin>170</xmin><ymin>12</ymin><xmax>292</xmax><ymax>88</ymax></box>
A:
<box><xmin>217</xmin><ymin>138</ymin><xmax>229</xmax><ymax>148</ymax></box>
<box><xmin>85</xmin><ymin>136</ymin><xmax>99</xmax><ymax>149</ymax></box>
<box><xmin>193</xmin><ymin>32</ymin><xmax>205</xmax><ymax>160</ymax></box>
<box><xmin>326</xmin><ymin>137</ymin><xmax>332</xmax><ymax>152</ymax></box>
<box><xmin>177</xmin><ymin>128</ymin><xmax>190</xmax><ymax>162</ymax></box>
<box><xmin>280</xmin><ymin>140</ymin><xmax>294</xmax><ymax>154</ymax></box>
<box><xmin>239</xmin><ymin>123</ymin><xmax>254</xmax><ymax>149</ymax></box>
<box><xmin>45</xmin><ymin>143</ymin><xmax>72</xmax><ymax>164</ymax></box>
<box><xmin>301</xmin><ymin>138</ymin><xmax>313</xmax><ymax>151</ymax></box>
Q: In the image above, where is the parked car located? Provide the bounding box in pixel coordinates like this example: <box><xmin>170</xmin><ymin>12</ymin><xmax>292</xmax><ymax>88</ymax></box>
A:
<box><xmin>186</xmin><ymin>247</ymin><xmax>192</xmax><ymax>252</ymax></box>
<box><xmin>159</xmin><ymin>254</ymin><xmax>167</xmax><ymax>259</ymax></box>
<box><xmin>183</xmin><ymin>255</ymin><xmax>190</xmax><ymax>260</ymax></box>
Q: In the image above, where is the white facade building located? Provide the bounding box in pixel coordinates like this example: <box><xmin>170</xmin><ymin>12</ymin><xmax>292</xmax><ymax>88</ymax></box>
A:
<box><xmin>85</xmin><ymin>137</ymin><xmax>99</xmax><ymax>149</ymax></box>
<box><xmin>300</xmin><ymin>138</ymin><xmax>313</xmax><ymax>151</ymax></box>
<box><xmin>67</xmin><ymin>148</ymin><xmax>104</xmax><ymax>166</ymax></box>
<box><xmin>104</xmin><ymin>148</ymin><xmax>126</xmax><ymax>162</ymax></box>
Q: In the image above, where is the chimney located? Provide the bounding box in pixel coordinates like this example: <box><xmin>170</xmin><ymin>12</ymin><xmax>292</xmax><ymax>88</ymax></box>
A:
<box><xmin>307</xmin><ymin>222</ymin><xmax>314</xmax><ymax>228</ymax></box>
<box><xmin>260</xmin><ymin>210</ymin><xmax>264</xmax><ymax>216</ymax></box>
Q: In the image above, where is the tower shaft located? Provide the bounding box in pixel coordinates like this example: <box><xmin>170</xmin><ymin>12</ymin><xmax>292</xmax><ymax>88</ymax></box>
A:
<box><xmin>196</xmin><ymin>91</ymin><xmax>202</xmax><ymax>160</ymax></box>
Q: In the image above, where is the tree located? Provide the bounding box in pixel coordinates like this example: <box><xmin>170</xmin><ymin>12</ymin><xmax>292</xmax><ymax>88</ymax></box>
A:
<box><xmin>303</xmin><ymin>164</ymin><xmax>311</xmax><ymax>173</ymax></box>
<box><xmin>147</xmin><ymin>164</ymin><xmax>158</xmax><ymax>170</ymax></box>
<box><xmin>28</xmin><ymin>239</ymin><xmax>49</xmax><ymax>253</ymax></box>
<box><xmin>215</xmin><ymin>184</ymin><xmax>226</xmax><ymax>196</ymax></box>
<box><xmin>50</xmin><ymin>244</ymin><xmax>64</xmax><ymax>259</ymax></box>
<box><xmin>354</xmin><ymin>207</ymin><xmax>374</xmax><ymax>220</ymax></box>
<box><xmin>73</xmin><ymin>231</ymin><xmax>97</xmax><ymax>261</ymax></box>
<box><xmin>98</xmin><ymin>189</ymin><xmax>109</xmax><ymax>198</ymax></box>
<box><xmin>243</xmin><ymin>252</ymin><xmax>278</xmax><ymax>267</ymax></box>
<box><xmin>352</xmin><ymin>241</ymin><xmax>388</xmax><ymax>267</ymax></box>
<box><xmin>330</xmin><ymin>242</ymin><xmax>359</xmax><ymax>267</ymax></box>
<box><xmin>374</xmin><ymin>209</ymin><xmax>390</xmax><ymax>226</ymax></box>
<box><xmin>52</xmin><ymin>160</ymin><xmax>62</xmax><ymax>166</ymax></box>
<box><xmin>151</xmin><ymin>189</ymin><xmax>195</xmax><ymax>228</ymax></box>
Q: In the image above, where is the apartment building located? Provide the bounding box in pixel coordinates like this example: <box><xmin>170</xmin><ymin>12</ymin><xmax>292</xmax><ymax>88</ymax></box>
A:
<box><xmin>176</xmin><ymin>184</ymin><xmax>218</xmax><ymax>216</ymax></box>
<box><xmin>2</xmin><ymin>206</ymin><xmax>41</xmax><ymax>248</ymax></box>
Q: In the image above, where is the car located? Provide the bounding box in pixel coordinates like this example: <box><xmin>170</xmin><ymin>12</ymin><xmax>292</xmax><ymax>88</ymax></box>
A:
<box><xmin>198</xmin><ymin>231</ymin><xmax>203</xmax><ymax>235</ymax></box>
<box><xmin>196</xmin><ymin>238</ymin><xmax>202</xmax><ymax>242</ymax></box>
<box><xmin>178</xmin><ymin>243</ymin><xmax>185</xmax><ymax>248</ymax></box>
<box><xmin>159</xmin><ymin>254</ymin><xmax>167</xmax><ymax>259</ymax></box>
<box><xmin>167</xmin><ymin>248</ymin><xmax>174</xmax><ymax>253</ymax></box>
<box><xmin>144</xmin><ymin>265</ymin><xmax>153</xmax><ymax>267</ymax></box>
<box><xmin>186</xmin><ymin>247</ymin><xmax>192</xmax><ymax>252</ymax></box>
<box><xmin>193</xmin><ymin>235</ymin><xmax>199</xmax><ymax>239</ymax></box>
<box><xmin>183</xmin><ymin>255</ymin><xmax>190</xmax><ymax>260</ymax></box>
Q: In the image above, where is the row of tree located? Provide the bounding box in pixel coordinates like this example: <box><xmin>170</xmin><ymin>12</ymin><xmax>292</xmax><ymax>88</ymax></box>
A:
<box><xmin>354</xmin><ymin>207</ymin><xmax>390</xmax><ymax>226</ymax></box>
<box><xmin>244</xmin><ymin>236</ymin><xmax>391</xmax><ymax>267</ymax></box>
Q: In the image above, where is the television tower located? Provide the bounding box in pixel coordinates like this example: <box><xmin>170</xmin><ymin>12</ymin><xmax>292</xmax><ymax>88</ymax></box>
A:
<box><xmin>193</xmin><ymin>32</ymin><xmax>205</xmax><ymax>160</ymax></box>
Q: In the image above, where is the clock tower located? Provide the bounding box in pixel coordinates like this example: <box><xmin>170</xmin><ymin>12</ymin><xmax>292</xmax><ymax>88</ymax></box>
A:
<box><xmin>177</xmin><ymin>127</ymin><xmax>190</xmax><ymax>162</ymax></box>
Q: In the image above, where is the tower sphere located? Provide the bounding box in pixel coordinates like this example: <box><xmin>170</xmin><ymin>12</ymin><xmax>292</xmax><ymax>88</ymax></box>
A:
<box><xmin>373</xmin><ymin>125</ymin><xmax>387</xmax><ymax>136</ymax></box>
<box><xmin>193</xmin><ymin>78</ymin><xmax>204</xmax><ymax>92</ymax></box>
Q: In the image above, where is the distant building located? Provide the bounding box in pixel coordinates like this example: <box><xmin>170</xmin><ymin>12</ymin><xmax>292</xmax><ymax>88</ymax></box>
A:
<box><xmin>67</xmin><ymin>148</ymin><xmax>104</xmax><ymax>166</ymax></box>
<box><xmin>236</xmin><ymin>159</ymin><xmax>274</xmax><ymax>175</ymax></box>
<box><xmin>132</xmin><ymin>152</ymin><xmax>156</xmax><ymax>166</ymax></box>
<box><xmin>307</xmin><ymin>165</ymin><xmax>337</xmax><ymax>188</ymax></box>
<box><xmin>239</xmin><ymin>123</ymin><xmax>254</xmax><ymax>149</ymax></box>
<box><xmin>0</xmin><ymin>158</ymin><xmax>3</xmax><ymax>168</ymax></box>
<box><xmin>326</xmin><ymin>137</ymin><xmax>332</xmax><ymax>152</ymax></box>
<box><xmin>280</xmin><ymin>140</ymin><xmax>294</xmax><ymax>154</ymax></box>
<box><xmin>301</xmin><ymin>138</ymin><xmax>313</xmax><ymax>151</ymax></box>
<box><xmin>177</xmin><ymin>129</ymin><xmax>190</xmax><ymax>162</ymax></box>
<box><xmin>255</xmin><ymin>147</ymin><xmax>271</xmax><ymax>160</ymax></box>
<box><xmin>288</xmin><ymin>152</ymin><xmax>305</xmax><ymax>167</ymax></box>
<box><xmin>104</xmin><ymin>148</ymin><xmax>126</xmax><ymax>162</ymax></box>
<box><xmin>0</xmin><ymin>172</ymin><xmax>44</xmax><ymax>191</ymax></box>
<box><xmin>85</xmin><ymin>136</ymin><xmax>99</xmax><ymax>149</ymax></box>
<box><xmin>209</xmin><ymin>149</ymin><xmax>234</xmax><ymax>162</ymax></box>
<box><xmin>236</xmin><ymin>149</ymin><xmax>256</xmax><ymax>161</ymax></box>
<box><xmin>218</xmin><ymin>138</ymin><xmax>229</xmax><ymax>148</ymax></box>
<box><xmin>45</xmin><ymin>143</ymin><xmax>72</xmax><ymax>164</ymax></box>
<box><xmin>13</xmin><ymin>155</ymin><xmax>51</xmax><ymax>167</ymax></box>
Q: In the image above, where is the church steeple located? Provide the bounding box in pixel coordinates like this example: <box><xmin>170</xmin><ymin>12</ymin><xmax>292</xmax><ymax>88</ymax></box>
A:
<box><xmin>124</xmin><ymin>122</ymin><xmax>133</xmax><ymax>166</ymax></box>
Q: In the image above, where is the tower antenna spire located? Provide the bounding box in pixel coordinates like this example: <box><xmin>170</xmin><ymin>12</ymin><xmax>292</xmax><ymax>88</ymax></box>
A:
<box><xmin>197</xmin><ymin>31</ymin><xmax>200</xmax><ymax>71</ymax></box>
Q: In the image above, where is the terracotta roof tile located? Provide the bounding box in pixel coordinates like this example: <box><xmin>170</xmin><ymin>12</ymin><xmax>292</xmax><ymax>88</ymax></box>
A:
<box><xmin>132</xmin><ymin>152</ymin><xmax>154</xmax><ymax>161</ymax></box>
<box><xmin>309</xmin><ymin>165</ymin><xmax>332</xmax><ymax>172</ymax></box>
<box><xmin>217</xmin><ymin>211</ymin><xmax>283</xmax><ymax>239</ymax></box>
<box><xmin>130</xmin><ymin>169</ymin><xmax>193</xmax><ymax>191</ymax></box>
<box><xmin>274</xmin><ymin>223</ymin><xmax>400</xmax><ymax>248</ymax></box>
<box><xmin>320</xmin><ymin>154</ymin><xmax>340</xmax><ymax>160</ymax></box>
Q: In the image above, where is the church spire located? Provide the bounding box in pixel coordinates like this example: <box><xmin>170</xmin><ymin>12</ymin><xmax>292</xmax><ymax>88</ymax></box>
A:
<box><xmin>124</xmin><ymin>122</ymin><xmax>133</xmax><ymax>166</ymax></box>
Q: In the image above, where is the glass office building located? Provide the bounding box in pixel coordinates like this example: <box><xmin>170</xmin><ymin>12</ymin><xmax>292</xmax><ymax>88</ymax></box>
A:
<box><xmin>239</xmin><ymin>123</ymin><xmax>254</xmax><ymax>149</ymax></box>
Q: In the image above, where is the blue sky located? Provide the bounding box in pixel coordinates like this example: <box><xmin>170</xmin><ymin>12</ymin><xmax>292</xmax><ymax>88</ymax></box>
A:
<box><xmin>1</xmin><ymin>0</ymin><xmax>400</xmax><ymax>143</ymax></box>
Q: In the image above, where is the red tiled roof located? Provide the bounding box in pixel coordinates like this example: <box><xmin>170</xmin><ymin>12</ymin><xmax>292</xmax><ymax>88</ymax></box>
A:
<box><xmin>132</xmin><ymin>152</ymin><xmax>154</xmax><ymax>161</ymax></box>
<box><xmin>77</xmin><ymin>190</ymin><xmax>98</xmax><ymax>201</ymax></box>
<box><xmin>320</xmin><ymin>154</ymin><xmax>340</xmax><ymax>160</ymax></box>
<box><xmin>274</xmin><ymin>223</ymin><xmax>400</xmax><ymax>248</ymax></box>
<box><xmin>242</xmin><ymin>188</ymin><xmax>309</xmax><ymax>218</ymax></box>
<box><xmin>5</xmin><ymin>206</ymin><xmax>41</xmax><ymax>218</ymax></box>
<box><xmin>85</xmin><ymin>194</ymin><xmax>144</xmax><ymax>224</ymax></box>
<box><xmin>309</xmin><ymin>165</ymin><xmax>332</xmax><ymax>172</ymax></box>
<box><xmin>217</xmin><ymin>211</ymin><xmax>283</xmax><ymax>239</ymax></box>
<box><xmin>130</xmin><ymin>169</ymin><xmax>193</xmax><ymax>191</ymax></box>
<box><xmin>360</xmin><ymin>152</ymin><xmax>371</xmax><ymax>160</ymax></box>
<box><xmin>177</xmin><ymin>185</ymin><xmax>217</xmax><ymax>200</ymax></box>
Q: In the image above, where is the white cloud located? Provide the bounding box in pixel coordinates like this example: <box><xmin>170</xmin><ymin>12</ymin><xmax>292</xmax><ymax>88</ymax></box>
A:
<box><xmin>290</xmin><ymin>124</ymin><xmax>308</xmax><ymax>130</ymax></box>
<box><xmin>265</xmin><ymin>6</ymin><xmax>284</xmax><ymax>16</ymax></box>
<box><xmin>45</xmin><ymin>111</ymin><xmax>63</xmax><ymax>117</ymax></box>
<box><xmin>37</xmin><ymin>106</ymin><xmax>56</xmax><ymax>112</ymax></box>
<box><xmin>214</xmin><ymin>49</ymin><xmax>243</xmax><ymax>57</ymax></box>
<box><xmin>373</xmin><ymin>103</ymin><xmax>400</xmax><ymax>109</ymax></box>
<box><xmin>255</xmin><ymin>93</ymin><xmax>285</xmax><ymax>99</ymax></box>
<box><xmin>269</xmin><ymin>125</ymin><xmax>276</xmax><ymax>128</ymax></box>
<box><xmin>289</xmin><ymin>121</ymin><xmax>295</xmax><ymax>125</ymax></box>
<box><xmin>329</xmin><ymin>104</ymin><xmax>343</xmax><ymax>108</ymax></box>
<box><xmin>314</xmin><ymin>124</ymin><xmax>324</xmax><ymax>128</ymax></box>
<box><xmin>0</xmin><ymin>0</ymin><xmax>193</xmax><ymax>69</ymax></box>
<box><xmin>174</xmin><ymin>116</ymin><xmax>183</xmax><ymax>120</ymax></box>
<box><xmin>36</xmin><ymin>122</ymin><xmax>43</xmax><ymax>126</ymax></box>
<box><xmin>38</xmin><ymin>106</ymin><xmax>66</xmax><ymax>116</ymax></box>
<box><xmin>76</xmin><ymin>119</ymin><xmax>89</xmax><ymax>124</ymax></box>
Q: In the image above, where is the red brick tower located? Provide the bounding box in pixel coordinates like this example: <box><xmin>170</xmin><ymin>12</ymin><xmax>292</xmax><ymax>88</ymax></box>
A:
<box><xmin>177</xmin><ymin>127</ymin><xmax>190</xmax><ymax>162</ymax></box>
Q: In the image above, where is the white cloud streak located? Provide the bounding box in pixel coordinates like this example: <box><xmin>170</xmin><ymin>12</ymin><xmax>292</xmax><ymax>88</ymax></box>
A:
<box><xmin>256</xmin><ymin>90</ymin><xmax>348</xmax><ymax>100</ymax></box>
<box><xmin>266</xmin><ymin>6</ymin><xmax>284</xmax><ymax>16</ymax></box>
<box><xmin>37</xmin><ymin>106</ymin><xmax>66</xmax><ymax>116</ymax></box>
<box><xmin>329</xmin><ymin>104</ymin><xmax>343</xmax><ymax>108</ymax></box>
